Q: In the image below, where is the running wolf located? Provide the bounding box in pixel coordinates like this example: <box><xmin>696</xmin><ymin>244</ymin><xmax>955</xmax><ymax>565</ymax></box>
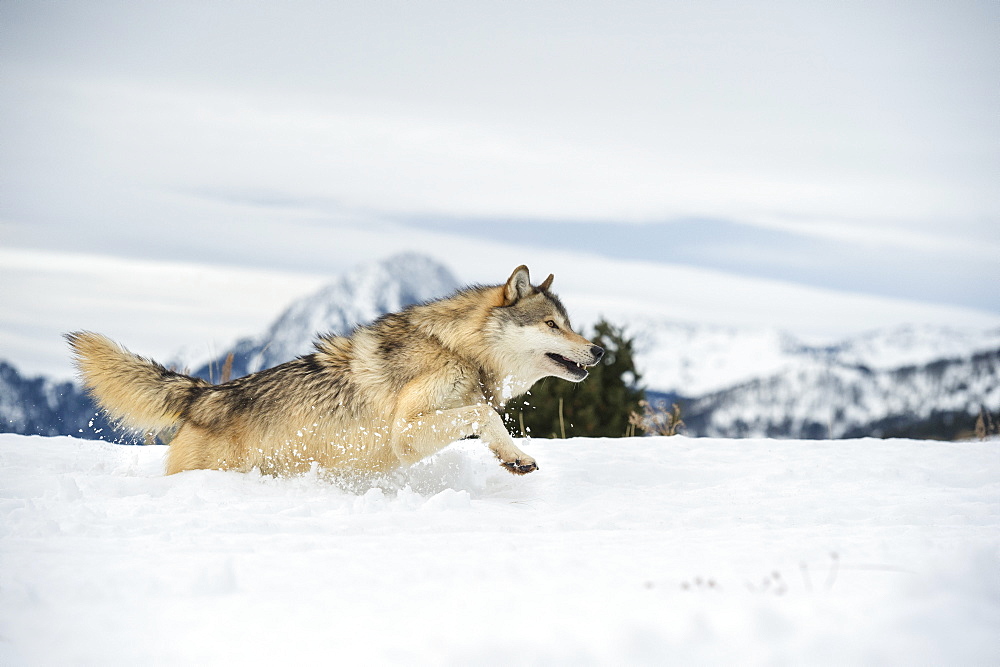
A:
<box><xmin>67</xmin><ymin>265</ymin><xmax>603</xmax><ymax>477</ymax></box>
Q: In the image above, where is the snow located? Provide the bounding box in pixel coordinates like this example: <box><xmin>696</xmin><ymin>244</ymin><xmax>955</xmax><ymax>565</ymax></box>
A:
<box><xmin>2</xmin><ymin>433</ymin><xmax>997</xmax><ymax>664</ymax></box>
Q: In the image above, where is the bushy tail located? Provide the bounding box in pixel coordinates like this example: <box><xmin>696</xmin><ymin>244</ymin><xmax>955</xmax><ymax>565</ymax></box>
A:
<box><xmin>66</xmin><ymin>332</ymin><xmax>210</xmax><ymax>432</ymax></box>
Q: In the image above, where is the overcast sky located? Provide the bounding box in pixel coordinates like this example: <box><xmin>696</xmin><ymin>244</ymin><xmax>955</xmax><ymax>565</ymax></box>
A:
<box><xmin>2</xmin><ymin>0</ymin><xmax>998</xmax><ymax>311</ymax></box>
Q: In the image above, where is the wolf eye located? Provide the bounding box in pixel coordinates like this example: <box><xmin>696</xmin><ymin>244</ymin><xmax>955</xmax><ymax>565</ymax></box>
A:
<box><xmin>546</xmin><ymin>320</ymin><xmax>559</xmax><ymax>329</ymax></box>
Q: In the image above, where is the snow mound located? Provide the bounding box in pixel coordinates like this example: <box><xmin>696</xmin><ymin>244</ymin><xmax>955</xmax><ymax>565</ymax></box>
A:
<box><xmin>1</xmin><ymin>433</ymin><xmax>998</xmax><ymax>664</ymax></box>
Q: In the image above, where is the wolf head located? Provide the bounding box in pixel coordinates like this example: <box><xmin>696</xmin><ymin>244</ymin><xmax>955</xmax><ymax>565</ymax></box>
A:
<box><xmin>494</xmin><ymin>265</ymin><xmax>604</xmax><ymax>385</ymax></box>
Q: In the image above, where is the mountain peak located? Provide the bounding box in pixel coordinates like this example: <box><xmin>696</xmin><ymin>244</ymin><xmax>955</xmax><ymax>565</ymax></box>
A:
<box><xmin>195</xmin><ymin>253</ymin><xmax>460</xmax><ymax>380</ymax></box>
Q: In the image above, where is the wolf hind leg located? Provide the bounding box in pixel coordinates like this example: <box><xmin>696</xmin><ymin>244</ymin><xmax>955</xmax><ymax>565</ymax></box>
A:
<box><xmin>391</xmin><ymin>405</ymin><xmax>536</xmax><ymax>474</ymax></box>
<box><xmin>164</xmin><ymin>424</ymin><xmax>241</xmax><ymax>474</ymax></box>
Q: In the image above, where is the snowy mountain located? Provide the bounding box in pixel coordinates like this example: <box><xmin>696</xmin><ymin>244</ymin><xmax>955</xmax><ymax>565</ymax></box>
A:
<box><xmin>187</xmin><ymin>252</ymin><xmax>460</xmax><ymax>381</ymax></box>
<box><xmin>681</xmin><ymin>347</ymin><xmax>1000</xmax><ymax>439</ymax></box>
<box><xmin>632</xmin><ymin>321</ymin><xmax>1000</xmax><ymax>396</ymax></box>
<box><xmin>631</xmin><ymin>321</ymin><xmax>800</xmax><ymax>396</ymax></box>
<box><xmin>0</xmin><ymin>361</ymin><xmax>123</xmax><ymax>440</ymax></box>
<box><xmin>816</xmin><ymin>325</ymin><xmax>1000</xmax><ymax>370</ymax></box>
<box><xmin>632</xmin><ymin>322</ymin><xmax>1000</xmax><ymax>439</ymax></box>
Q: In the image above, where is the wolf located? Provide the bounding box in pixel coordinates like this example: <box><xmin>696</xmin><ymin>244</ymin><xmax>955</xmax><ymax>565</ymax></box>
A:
<box><xmin>67</xmin><ymin>265</ymin><xmax>603</xmax><ymax>477</ymax></box>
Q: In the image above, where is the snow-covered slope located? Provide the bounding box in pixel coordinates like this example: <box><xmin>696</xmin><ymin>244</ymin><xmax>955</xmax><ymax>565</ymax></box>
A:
<box><xmin>823</xmin><ymin>325</ymin><xmax>1000</xmax><ymax>370</ymax></box>
<box><xmin>1</xmin><ymin>434</ymin><xmax>997</xmax><ymax>664</ymax></box>
<box><xmin>633</xmin><ymin>321</ymin><xmax>1000</xmax><ymax>396</ymax></box>
<box><xmin>630</xmin><ymin>321</ymin><xmax>800</xmax><ymax>396</ymax></box>
<box><xmin>186</xmin><ymin>252</ymin><xmax>459</xmax><ymax>379</ymax></box>
<box><xmin>631</xmin><ymin>321</ymin><xmax>1000</xmax><ymax>438</ymax></box>
<box><xmin>684</xmin><ymin>348</ymin><xmax>1000</xmax><ymax>439</ymax></box>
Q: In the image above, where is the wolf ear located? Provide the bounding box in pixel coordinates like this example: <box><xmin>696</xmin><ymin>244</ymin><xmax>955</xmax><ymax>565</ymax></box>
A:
<box><xmin>503</xmin><ymin>265</ymin><xmax>532</xmax><ymax>305</ymax></box>
<box><xmin>538</xmin><ymin>273</ymin><xmax>554</xmax><ymax>292</ymax></box>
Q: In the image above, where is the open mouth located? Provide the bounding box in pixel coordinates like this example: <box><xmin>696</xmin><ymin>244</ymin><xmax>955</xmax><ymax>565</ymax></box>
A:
<box><xmin>546</xmin><ymin>352</ymin><xmax>589</xmax><ymax>378</ymax></box>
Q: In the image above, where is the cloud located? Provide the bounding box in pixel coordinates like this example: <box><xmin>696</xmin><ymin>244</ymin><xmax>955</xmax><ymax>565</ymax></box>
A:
<box><xmin>0</xmin><ymin>0</ymin><xmax>996</xmax><ymax>312</ymax></box>
<box><xmin>401</xmin><ymin>218</ymin><xmax>1000</xmax><ymax>312</ymax></box>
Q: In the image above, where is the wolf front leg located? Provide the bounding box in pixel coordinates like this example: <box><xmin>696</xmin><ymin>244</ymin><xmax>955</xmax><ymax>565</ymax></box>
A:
<box><xmin>390</xmin><ymin>404</ymin><xmax>537</xmax><ymax>475</ymax></box>
<box><xmin>465</xmin><ymin>405</ymin><xmax>538</xmax><ymax>475</ymax></box>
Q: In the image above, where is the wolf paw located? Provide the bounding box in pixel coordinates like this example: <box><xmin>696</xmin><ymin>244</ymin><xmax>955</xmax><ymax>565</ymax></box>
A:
<box><xmin>501</xmin><ymin>458</ymin><xmax>538</xmax><ymax>475</ymax></box>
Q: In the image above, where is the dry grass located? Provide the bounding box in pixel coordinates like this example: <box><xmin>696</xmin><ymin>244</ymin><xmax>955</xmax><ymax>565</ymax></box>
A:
<box><xmin>976</xmin><ymin>405</ymin><xmax>998</xmax><ymax>440</ymax></box>
<box><xmin>628</xmin><ymin>399</ymin><xmax>685</xmax><ymax>437</ymax></box>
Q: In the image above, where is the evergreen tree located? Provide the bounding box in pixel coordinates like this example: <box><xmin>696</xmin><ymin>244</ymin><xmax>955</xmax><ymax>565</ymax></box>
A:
<box><xmin>502</xmin><ymin>319</ymin><xmax>645</xmax><ymax>438</ymax></box>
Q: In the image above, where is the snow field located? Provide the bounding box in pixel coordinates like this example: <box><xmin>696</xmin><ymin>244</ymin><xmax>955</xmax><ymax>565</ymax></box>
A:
<box><xmin>1</xmin><ymin>434</ymin><xmax>998</xmax><ymax>664</ymax></box>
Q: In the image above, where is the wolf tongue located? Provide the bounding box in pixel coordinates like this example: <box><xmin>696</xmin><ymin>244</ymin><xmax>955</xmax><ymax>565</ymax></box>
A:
<box><xmin>547</xmin><ymin>352</ymin><xmax>583</xmax><ymax>372</ymax></box>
